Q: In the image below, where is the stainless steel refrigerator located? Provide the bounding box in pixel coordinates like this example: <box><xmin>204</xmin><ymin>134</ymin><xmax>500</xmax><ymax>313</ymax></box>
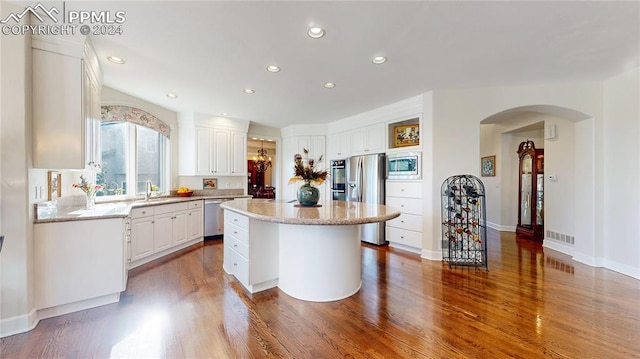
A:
<box><xmin>347</xmin><ymin>153</ymin><xmax>387</xmax><ymax>245</ymax></box>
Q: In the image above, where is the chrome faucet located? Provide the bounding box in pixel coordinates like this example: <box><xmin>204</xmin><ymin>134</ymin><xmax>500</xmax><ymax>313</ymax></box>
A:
<box><xmin>145</xmin><ymin>180</ymin><xmax>152</xmax><ymax>201</ymax></box>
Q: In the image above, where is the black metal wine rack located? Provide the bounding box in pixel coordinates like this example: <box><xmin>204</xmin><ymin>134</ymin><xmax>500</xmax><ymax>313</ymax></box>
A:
<box><xmin>441</xmin><ymin>175</ymin><xmax>488</xmax><ymax>270</ymax></box>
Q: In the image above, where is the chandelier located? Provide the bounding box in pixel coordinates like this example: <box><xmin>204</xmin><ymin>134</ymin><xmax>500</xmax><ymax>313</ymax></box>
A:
<box><xmin>253</xmin><ymin>141</ymin><xmax>272</xmax><ymax>173</ymax></box>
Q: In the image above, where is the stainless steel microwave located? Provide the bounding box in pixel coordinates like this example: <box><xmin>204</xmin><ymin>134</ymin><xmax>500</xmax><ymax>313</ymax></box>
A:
<box><xmin>386</xmin><ymin>152</ymin><xmax>421</xmax><ymax>180</ymax></box>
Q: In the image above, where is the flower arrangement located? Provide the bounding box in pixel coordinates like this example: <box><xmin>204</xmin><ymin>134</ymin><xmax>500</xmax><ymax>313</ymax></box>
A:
<box><xmin>289</xmin><ymin>148</ymin><xmax>328</xmax><ymax>185</ymax></box>
<box><xmin>72</xmin><ymin>175</ymin><xmax>104</xmax><ymax>197</ymax></box>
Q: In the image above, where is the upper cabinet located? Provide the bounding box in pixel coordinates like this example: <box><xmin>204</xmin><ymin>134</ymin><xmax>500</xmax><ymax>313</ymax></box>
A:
<box><xmin>327</xmin><ymin>131</ymin><xmax>350</xmax><ymax>159</ymax></box>
<box><xmin>178</xmin><ymin>113</ymin><xmax>249</xmax><ymax>176</ymax></box>
<box><xmin>350</xmin><ymin>123</ymin><xmax>385</xmax><ymax>155</ymax></box>
<box><xmin>32</xmin><ymin>35</ymin><xmax>102</xmax><ymax>169</ymax></box>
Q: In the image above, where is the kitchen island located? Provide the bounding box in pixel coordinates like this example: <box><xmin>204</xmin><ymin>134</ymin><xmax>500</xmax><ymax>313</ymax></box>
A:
<box><xmin>221</xmin><ymin>199</ymin><xmax>401</xmax><ymax>302</ymax></box>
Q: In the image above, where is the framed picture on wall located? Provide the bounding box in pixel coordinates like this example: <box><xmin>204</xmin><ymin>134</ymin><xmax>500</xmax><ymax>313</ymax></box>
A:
<box><xmin>481</xmin><ymin>155</ymin><xmax>496</xmax><ymax>177</ymax></box>
<box><xmin>203</xmin><ymin>178</ymin><xmax>217</xmax><ymax>189</ymax></box>
<box><xmin>393</xmin><ymin>124</ymin><xmax>420</xmax><ymax>147</ymax></box>
<box><xmin>48</xmin><ymin>171</ymin><xmax>62</xmax><ymax>200</ymax></box>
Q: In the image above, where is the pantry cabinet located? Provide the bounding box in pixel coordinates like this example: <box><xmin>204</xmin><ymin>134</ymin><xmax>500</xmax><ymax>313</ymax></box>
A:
<box><xmin>32</xmin><ymin>36</ymin><xmax>102</xmax><ymax>170</ymax></box>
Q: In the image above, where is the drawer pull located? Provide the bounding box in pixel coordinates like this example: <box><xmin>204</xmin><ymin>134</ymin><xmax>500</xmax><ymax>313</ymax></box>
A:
<box><xmin>234</xmin><ymin>263</ymin><xmax>237</xmax><ymax>266</ymax></box>
<box><xmin>401</xmin><ymin>204</ymin><xmax>405</xmax><ymax>207</ymax></box>
<box><xmin>233</xmin><ymin>244</ymin><xmax>238</xmax><ymax>248</ymax></box>
<box><xmin>400</xmin><ymin>189</ymin><xmax>404</xmax><ymax>192</ymax></box>
<box><xmin>401</xmin><ymin>220</ymin><xmax>404</xmax><ymax>223</ymax></box>
<box><xmin>233</xmin><ymin>218</ymin><xmax>238</xmax><ymax>222</ymax></box>
<box><xmin>142</xmin><ymin>211</ymin><xmax>146</xmax><ymax>214</ymax></box>
<box><xmin>401</xmin><ymin>236</ymin><xmax>404</xmax><ymax>239</ymax></box>
<box><xmin>234</xmin><ymin>231</ymin><xmax>238</xmax><ymax>235</ymax></box>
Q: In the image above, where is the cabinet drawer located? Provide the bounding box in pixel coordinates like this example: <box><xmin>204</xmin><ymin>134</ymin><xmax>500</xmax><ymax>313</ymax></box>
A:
<box><xmin>130</xmin><ymin>206</ymin><xmax>154</xmax><ymax>219</ymax></box>
<box><xmin>225</xmin><ymin>210</ymin><xmax>249</xmax><ymax>229</ymax></box>
<box><xmin>386</xmin><ymin>197</ymin><xmax>422</xmax><ymax>215</ymax></box>
<box><xmin>154</xmin><ymin>202</ymin><xmax>189</xmax><ymax>215</ymax></box>
<box><xmin>386</xmin><ymin>181</ymin><xmax>422</xmax><ymax>198</ymax></box>
<box><xmin>225</xmin><ymin>235</ymin><xmax>249</xmax><ymax>259</ymax></box>
<box><xmin>225</xmin><ymin>222</ymin><xmax>249</xmax><ymax>244</ymax></box>
<box><xmin>225</xmin><ymin>247</ymin><xmax>249</xmax><ymax>285</ymax></box>
<box><xmin>388</xmin><ymin>213</ymin><xmax>423</xmax><ymax>232</ymax></box>
<box><xmin>386</xmin><ymin>226</ymin><xmax>422</xmax><ymax>249</ymax></box>
<box><xmin>188</xmin><ymin>200</ymin><xmax>203</xmax><ymax>209</ymax></box>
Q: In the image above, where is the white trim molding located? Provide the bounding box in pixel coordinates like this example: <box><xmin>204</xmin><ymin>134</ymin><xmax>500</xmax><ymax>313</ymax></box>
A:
<box><xmin>0</xmin><ymin>309</ymin><xmax>38</xmax><ymax>338</ymax></box>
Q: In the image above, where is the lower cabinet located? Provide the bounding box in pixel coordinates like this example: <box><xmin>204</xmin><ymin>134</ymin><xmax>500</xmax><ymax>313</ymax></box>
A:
<box><xmin>386</xmin><ymin>181</ymin><xmax>424</xmax><ymax>253</ymax></box>
<box><xmin>129</xmin><ymin>200</ymin><xmax>204</xmax><ymax>268</ymax></box>
<box><xmin>34</xmin><ymin>218</ymin><xmax>126</xmax><ymax>312</ymax></box>
<box><xmin>223</xmin><ymin>209</ymin><xmax>279</xmax><ymax>293</ymax></box>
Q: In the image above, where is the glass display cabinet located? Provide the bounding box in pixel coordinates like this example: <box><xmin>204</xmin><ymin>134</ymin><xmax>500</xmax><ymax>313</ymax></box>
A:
<box><xmin>516</xmin><ymin>140</ymin><xmax>544</xmax><ymax>241</ymax></box>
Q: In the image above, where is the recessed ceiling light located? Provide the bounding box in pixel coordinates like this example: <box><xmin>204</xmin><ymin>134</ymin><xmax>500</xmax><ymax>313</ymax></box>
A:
<box><xmin>324</xmin><ymin>82</ymin><xmax>336</xmax><ymax>88</ymax></box>
<box><xmin>166</xmin><ymin>92</ymin><xmax>178</xmax><ymax>98</ymax></box>
<box><xmin>307</xmin><ymin>27</ymin><xmax>325</xmax><ymax>39</ymax></box>
<box><xmin>107</xmin><ymin>56</ymin><xmax>125</xmax><ymax>64</ymax></box>
<box><xmin>266</xmin><ymin>65</ymin><xmax>280</xmax><ymax>73</ymax></box>
<box><xmin>243</xmin><ymin>88</ymin><xmax>255</xmax><ymax>94</ymax></box>
<box><xmin>372</xmin><ymin>56</ymin><xmax>387</xmax><ymax>64</ymax></box>
<box><xmin>221</xmin><ymin>112</ymin><xmax>228</xmax><ymax>116</ymax></box>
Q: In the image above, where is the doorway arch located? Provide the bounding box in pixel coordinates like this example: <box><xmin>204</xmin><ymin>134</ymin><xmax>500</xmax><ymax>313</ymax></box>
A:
<box><xmin>479</xmin><ymin>104</ymin><xmax>595</xmax><ymax>260</ymax></box>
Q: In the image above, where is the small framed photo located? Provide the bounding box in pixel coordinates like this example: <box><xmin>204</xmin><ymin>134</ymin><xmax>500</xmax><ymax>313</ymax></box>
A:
<box><xmin>48</xmin><ymin>171</ymin><xmax>62</xmax><ymax>200</ymax></box>
<box><xmin>481</xmin><ymin>155</ymin><xmax>496</xmax><ymax>177</ymax></box>
<box><xmin>393</xmin><ymin>124</ymin><xmax>420</xmax><ymax>147</ymax></box>
<box><xmin>203</xmin><ymin>178</ymin><xmax>217</xmax><ymax>189</ymax></box>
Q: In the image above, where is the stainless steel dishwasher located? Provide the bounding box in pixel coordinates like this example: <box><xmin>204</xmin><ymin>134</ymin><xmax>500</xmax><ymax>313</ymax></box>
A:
<box><xmin>204</xmin><ymin>199</ymin><xmax>232</xmax><ymax>238</ymax></box>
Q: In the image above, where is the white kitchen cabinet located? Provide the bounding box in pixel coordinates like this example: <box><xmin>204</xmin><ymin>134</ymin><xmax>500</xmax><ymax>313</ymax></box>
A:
<box><xmin>327</xmin><ymin>131</ymin><xmax>350</xmax><ymax>159</ymax></box>
<box><xmin>32</xmin><ymin>36</ymin><xmax>102</xmax><ymax>170</ymax></box>
<box><xmin>386</xmin><ymin>180</ymin><xmax>424</xmax><ymax>253</ymax></box>
<box><xmin>230</xmin><ymin>131</ymin><xmax>247</xmax><ymax>175</ymax></box>
<box><xmin>129</xmin><ymin>200</ymin><xmax>203</xmax><ymax>268</ymax></box>
<box><xmin>153</xmin><ymin>213</ymin><xmax>174</xmax><ymax>252</ymax></box>
<box><xmin>213</xmin><ymin>129</ymin><xmax>230</xmax><ymax>175</ymax></box>
<box><xmin>350</xmin><ymin>123</ymin><xmax>385</xmax><ymax>155</ymax></box>
<box><xmin>130</xmin><ymin>207</ymin><xmax>155</xmax><ymax>262</ymax></box>
<box><xmin>193</xmin><ymin>127</ymin><xmax>246</xmax><ymax>176</ymax></box>
<box><xmin>195</xmin><ymin>127</ymin><xmax>214</xmax><ymax>175</ymax></box>
<box><xmin>34</xmin><ymin>218</ymin><xmax>126</xmax><ymax>311</ymax></box>
<box><xmin>187</xmin><ymin>201</ymin><xmax>203</xmax><ymax>240</ymax></box>
<box><xmin>223</xmin><ymin>209</ymin><xmax>279</xmax><ymax>293</ymax></box>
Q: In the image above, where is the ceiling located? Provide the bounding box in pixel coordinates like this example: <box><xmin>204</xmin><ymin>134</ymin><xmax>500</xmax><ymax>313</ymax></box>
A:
<box><xmin>63</xmin><ymin>1</ymin><xmax>639</xmax><ymax>129</ymax></box>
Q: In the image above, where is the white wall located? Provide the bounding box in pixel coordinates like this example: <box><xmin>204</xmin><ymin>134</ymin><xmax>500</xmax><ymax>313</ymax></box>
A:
<box><xmin>427</xmin><ymin>82</ymin><xmax>603</xmax><ymax>263</ymax></box>
<box><xmin>0</xmin><ymin>2</ymin><xmax>36</xmax><ymax>336</ymax></box>
<box><xmin>603</xmin><ymin>68</ymin><xmax>640</xmax><ymax>278</ymax></box>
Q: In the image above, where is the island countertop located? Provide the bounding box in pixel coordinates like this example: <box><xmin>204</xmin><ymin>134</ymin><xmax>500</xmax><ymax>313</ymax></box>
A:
<box><xmin>221</xmin><ymin>198</ymin><xmax>401</xmax><ymax>225</ymax></box>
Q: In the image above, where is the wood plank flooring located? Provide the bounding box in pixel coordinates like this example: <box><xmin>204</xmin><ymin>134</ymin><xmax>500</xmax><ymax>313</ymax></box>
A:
<box><xmin>2</xmin><ymin>230</ymin><xmax>639</xmax><ymax>358</ymax></box>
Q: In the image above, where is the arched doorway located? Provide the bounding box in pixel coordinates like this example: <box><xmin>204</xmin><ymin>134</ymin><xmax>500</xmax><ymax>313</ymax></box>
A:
<box><xmin>479</xmin><ymin>105</ymin><xmax>591</xmax><ymax>256</ymax></box>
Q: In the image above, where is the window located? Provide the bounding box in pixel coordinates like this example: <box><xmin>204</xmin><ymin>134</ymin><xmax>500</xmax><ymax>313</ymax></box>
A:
<box><xmin>98</xmin><ymin>122</ymin><xmax>168</xmax><ymax>197</ymax></box>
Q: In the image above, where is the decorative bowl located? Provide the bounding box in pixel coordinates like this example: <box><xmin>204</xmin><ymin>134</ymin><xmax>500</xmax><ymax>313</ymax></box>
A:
<box><xmin>177</xmin><ymin>191</ymin><xmax>194</xmax><ymax>197</ymax></box>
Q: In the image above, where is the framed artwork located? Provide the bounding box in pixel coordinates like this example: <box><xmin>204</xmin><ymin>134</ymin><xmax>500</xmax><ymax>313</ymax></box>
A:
<box><xmin>481</xmin><ymin>155</ymin><xmax>496</xmax><ymax>177</ymax></box>
<box><xmin>393</xmin><ymin>124</ymin><xmax>420</xmax><ymax>147</ymax></box>
<box><xmin>48</xmin><ymin>171</ymin><xmax>62</xmax><ymax>200</ymax></box>
<box><xmin>203</xmin><ymin>178</ymin><xmax>217</xmax><ymax>189</ymax></box>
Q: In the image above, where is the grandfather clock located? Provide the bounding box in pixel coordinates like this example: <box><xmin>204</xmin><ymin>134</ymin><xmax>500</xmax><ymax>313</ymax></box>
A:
<box><xmin>516</xmin><ymin>140</ymin><xmax>544</xmax><ymax>241</ymax></box>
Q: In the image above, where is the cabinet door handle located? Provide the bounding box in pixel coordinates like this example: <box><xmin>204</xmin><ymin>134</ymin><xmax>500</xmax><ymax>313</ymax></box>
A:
<box><xmin>233</xmin><ymin>231</ymin><xmax>238</xmax><ymax>235</ymax></box>
<box><xmin>400</xmin><ymin>189</ymin><xmax>404</xmax><ymax>192</ymax></box>
<box><xmin>400</xmin><ymin>204</ymin><xmax>405</xmax><ymax>207</ymax></box>
<box><xmin>400</xmin><ymin>236</ymin><xmax>404</xmax><ymax>239</ymax></box>
<box><xmin>401</xmin><ymin>220</ymin><xmax>404</xmax><ymax>223</ymax></box>
<box><xmin>233</xmin><ymin>244</ymin><xmax>238</xmax><ymax>248</ymax></box>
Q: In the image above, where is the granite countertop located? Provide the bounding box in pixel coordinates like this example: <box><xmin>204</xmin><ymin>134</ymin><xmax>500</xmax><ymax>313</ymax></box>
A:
<box><xmin>221</xmin><ymin>198</ymin><xmax>401</xmax><ymax>225</ymax></box>
<box><xmin>35</xmin><ymin>194</ymin><xmax>253</xmax><ymax>223</ymax></box>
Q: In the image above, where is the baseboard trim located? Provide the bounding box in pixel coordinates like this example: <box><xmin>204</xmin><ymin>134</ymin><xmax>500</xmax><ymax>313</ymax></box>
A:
<box><xmin>421</xmin><ymin>248</ymin><xmax>443</xmax><ymax>261</ymax></box>
<box><xmin>604</xmin><ymin>260</ymin><xmax>640</xmax><ymax>280</ymax></box>
<box><xmin>0</xmin><ymin>308</ymin><xmax>38</xmax><ymax>338</ymax></box>
<box><xmin>542</xmin><ymin>239</ymin><xmax>574</xmax><ymax>256</ymax></box>
<box><xmin>388</xmin><ymin>242</ymin><xmax>421</xmax><ymax>255</ymax></box>
<box><xmin>486</xmin><ymin>221</ymin><xmax>515</xmax><ymax>232</ymax></box>
<box><xmin>36</xmin><ymin>293</ymin><xmax>120</xmax><ymax>322</ymax></box>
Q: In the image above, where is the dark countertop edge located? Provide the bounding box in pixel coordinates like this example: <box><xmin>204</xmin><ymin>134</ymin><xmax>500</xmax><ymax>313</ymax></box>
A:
<box><xmin>220</xmin><ymin>203</ymin><xmax>401</xmax><ymax>226</ymax></box>
<box><xmin>35</xmin><ymin>194</ymin><xmax>252</xmax><ymax>224</ymax></box>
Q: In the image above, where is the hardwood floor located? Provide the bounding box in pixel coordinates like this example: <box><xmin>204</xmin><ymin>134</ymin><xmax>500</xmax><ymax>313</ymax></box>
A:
<box><xmin>2</xmin><ymin>229</ymin><xmax>639</xmax><ymax>358</ymax></box>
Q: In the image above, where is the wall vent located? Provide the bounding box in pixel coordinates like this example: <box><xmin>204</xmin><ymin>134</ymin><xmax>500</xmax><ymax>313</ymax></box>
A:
<box><xmin>546</xmin><ymin>230</ymin><xmax>574</xmax><ymax>245</ymax></box>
